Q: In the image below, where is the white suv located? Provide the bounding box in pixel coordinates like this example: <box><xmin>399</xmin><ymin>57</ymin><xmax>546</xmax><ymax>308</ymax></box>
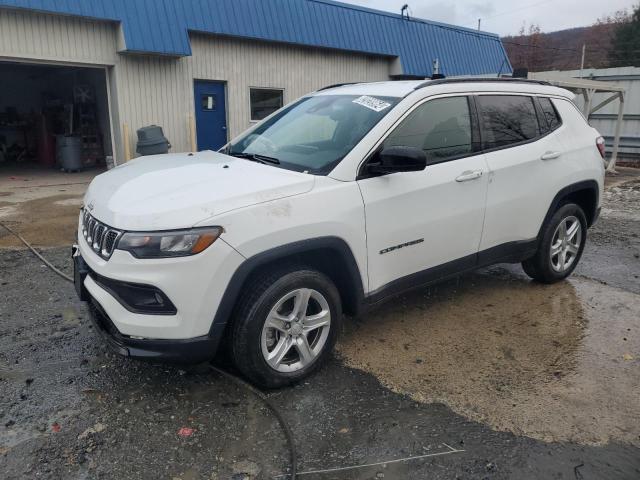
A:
<box><xmin>73</xmin><ymin>79</ymin><xmax>605</xmax><ymax>387</ymax></box>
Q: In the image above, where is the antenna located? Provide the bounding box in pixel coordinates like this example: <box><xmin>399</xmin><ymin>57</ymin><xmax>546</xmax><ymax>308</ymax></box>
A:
<box><xmin>401</xmin><ymin>4</ymin><xmax>410</xmax><ymax>20</ymax></box>
<box><xmin>431</xmin><ymin>59</ymin><xmax>445</xmax><ymax>80</ymax></box>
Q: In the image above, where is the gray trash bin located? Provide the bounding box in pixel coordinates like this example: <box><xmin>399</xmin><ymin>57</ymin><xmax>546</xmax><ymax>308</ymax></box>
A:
<box><xmin>58</xmin><ymin>136</ymin><xmax>83</xmax><ymax>171</ymax></box>
<box><xmin>136</xmin><ymin>125</ymin><xmax>171</xmax><ymax>156</ymax></box>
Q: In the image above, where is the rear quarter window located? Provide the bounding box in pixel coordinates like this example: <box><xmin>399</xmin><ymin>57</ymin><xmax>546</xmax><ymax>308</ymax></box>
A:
<box><xmin>477</xmin><ymin>95</ymin><xmax>539</xmax><ymax>150</ymax></box>
<box><xmin>538</xmin><ymin>97</ymin><xmax>562</xmax><ymax>132</ymax></box>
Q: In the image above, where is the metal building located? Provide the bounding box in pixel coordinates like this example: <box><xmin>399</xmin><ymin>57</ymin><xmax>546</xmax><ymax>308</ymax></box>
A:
<box><xmin>535</xmin><ymin>67</ymin><xmax>640</xmax><ymax>163</ymax></box>
<box><xmin>0</xmin><ymin>0</ymin><xmax>511</xmax><ymax>166</ymax></box>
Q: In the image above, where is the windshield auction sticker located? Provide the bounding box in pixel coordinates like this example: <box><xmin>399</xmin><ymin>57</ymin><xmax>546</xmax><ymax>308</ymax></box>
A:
<box><xmin>352</xmin><ymin>95</ymin><xmax>392</xmax><ymax>112</ymax></box>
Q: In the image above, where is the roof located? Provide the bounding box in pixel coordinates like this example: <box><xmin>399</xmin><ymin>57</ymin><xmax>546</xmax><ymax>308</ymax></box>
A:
<box><xmin>0</xmin><ymin>0</ymin><xmax>511</xmax><ymax>78</ymax></box>
<box><xmin>315</xmin><ymin>79</ymin><xmax>575</xmax><ymax>99</ymax></box>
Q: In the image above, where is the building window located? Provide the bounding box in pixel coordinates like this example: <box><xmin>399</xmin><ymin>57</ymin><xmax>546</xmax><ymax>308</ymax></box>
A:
<box><xmin>201</xmin><ymin>94</ymin><xmax>217</xmax><ymax>111</ymax></box>
<box><xmin>250</xmin><ymin>88</ymin><xmax>283</xmax><ymax>121</ymax></box>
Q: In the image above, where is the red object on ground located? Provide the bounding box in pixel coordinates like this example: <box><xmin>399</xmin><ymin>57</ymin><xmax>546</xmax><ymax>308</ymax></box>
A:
<box><xmin>51</xmin><ymin>422</ymin><xmax>61</xmax><ymax>432</ymax></box>
<box><xmin>177</xmin><ymin>427</ymin><xmax>195</xmax><ymax>437</ymax></box>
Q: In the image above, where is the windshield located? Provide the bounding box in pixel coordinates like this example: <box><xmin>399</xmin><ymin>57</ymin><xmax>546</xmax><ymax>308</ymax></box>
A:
<box><xmin>226</xmin><ymin>94</ymin><xmax>400</xmax><ymax>174</ymax></box>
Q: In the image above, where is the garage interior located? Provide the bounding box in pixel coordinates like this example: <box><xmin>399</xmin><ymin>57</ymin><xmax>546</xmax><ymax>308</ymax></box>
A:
<box><xmin>0</xmin><ymin>62</ymin><xmax>112</xmax><ymax>171</ymax></box>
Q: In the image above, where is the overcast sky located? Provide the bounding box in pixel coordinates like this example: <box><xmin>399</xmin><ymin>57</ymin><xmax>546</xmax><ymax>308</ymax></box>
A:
<box><xmin>345</xmin><ymin>0</ymin><xmax>637</xmax><ymax>36</ymax></box>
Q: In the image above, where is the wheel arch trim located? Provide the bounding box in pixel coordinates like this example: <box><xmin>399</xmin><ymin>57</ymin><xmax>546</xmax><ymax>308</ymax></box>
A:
<box><xmin>209</xmin><ymin>236</ymin><xmax>365</xmax><ymax>335</ymax></box>
<box><xmin>539</xmin><ymin>180</ymin><xmax>599</xmax><ymax>239</ymax></box>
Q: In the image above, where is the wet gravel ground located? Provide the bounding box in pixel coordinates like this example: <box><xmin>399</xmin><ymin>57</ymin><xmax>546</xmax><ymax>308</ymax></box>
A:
<box><xmin>578</xmin><ymin>177</ymin><xmax>640</xmax><ymax>294</ymax></box>
<box><xmin>1</xmin><ymin>174</ymin><xmax>639</xmax><ymax>479</ymax></box>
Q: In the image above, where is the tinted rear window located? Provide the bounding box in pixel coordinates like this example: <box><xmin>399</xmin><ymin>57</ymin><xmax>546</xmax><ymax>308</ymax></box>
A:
<box><xmin>538</xmin><ymin>97</ymin><xmax>562</xmax><ymax>132</ymax></box>
<box><xmin>477</xmin><ymin>95</ymin><xmax>539</xmax><ymax>149</ymax></box>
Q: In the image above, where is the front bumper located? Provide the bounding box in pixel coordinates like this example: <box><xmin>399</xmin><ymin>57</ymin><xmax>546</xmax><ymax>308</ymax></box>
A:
<box><xmin>74</xmin><ymin>249</ymin><xmax>226</xmax><ymax>363</ymax></box>
<box><xmin>72</xmin><ymin>214</ymin><xmax>245</xmax><ymax>361</ymax></box>
<box><xmin>74</xmin><ymin>216</ymin><xmax>244</xmax><ymax>340</ymax></box>
<box><xmin>87</xmin><ymin>296</ymin><xmax>222</xmax><ymax>363</ymax></box>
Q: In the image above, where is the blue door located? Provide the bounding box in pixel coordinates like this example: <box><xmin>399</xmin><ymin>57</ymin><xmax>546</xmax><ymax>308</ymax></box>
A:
<box><xmin>194</xmin><ymin>80</ymin><xmax>227</xmax><ymax>151</ymax></box>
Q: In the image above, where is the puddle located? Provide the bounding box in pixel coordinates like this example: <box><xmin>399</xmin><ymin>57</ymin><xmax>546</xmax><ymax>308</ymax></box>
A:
<box><xmin>338</xmin><ymin>267</ymin><xmax>640</xmax><ymax>446</ymax></box>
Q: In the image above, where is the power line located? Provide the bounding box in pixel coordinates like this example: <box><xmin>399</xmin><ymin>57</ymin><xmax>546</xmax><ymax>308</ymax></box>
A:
<box><xmin>503</xmin><ymin>40</ymin><xmax>640</xmax><ymax>55</ymax></box>
<box><xmin>501</xmin><ymin>40</ymin><xmax>581</xmax><ymax>52</ymax></box>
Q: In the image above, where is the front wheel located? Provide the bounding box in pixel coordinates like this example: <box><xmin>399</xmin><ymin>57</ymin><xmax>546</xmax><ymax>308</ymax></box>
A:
<box><xmin>230</xmin><ymin>267</ymin><xmax>342</xmax><ymax>388</ymax></box>
<box><xmin>522</xmin><ymin>203</ymin><xmax>587</xmax><ymax>283</ymax></box>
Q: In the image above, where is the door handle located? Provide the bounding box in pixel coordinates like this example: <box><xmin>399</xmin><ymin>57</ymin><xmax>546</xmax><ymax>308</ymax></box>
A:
<box><xmin>455</xmin><ymin>170</ymin><xmax>483</xmax><ymax>182</ymax></box>
<box><xmin>541</xmin><ymin>151</ymin><xmax>561</xmax><ymax>160</ymax></box>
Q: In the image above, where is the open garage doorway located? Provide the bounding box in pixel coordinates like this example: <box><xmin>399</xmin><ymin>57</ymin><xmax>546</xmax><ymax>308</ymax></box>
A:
<box><xmin>0</xmin><ymin>61</ymin><xmax>113</xmax><ymax>173</ymax></box>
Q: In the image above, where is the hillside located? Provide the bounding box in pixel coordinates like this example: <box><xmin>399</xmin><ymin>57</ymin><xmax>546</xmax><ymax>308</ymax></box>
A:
<box><xmin>503</xmin><ymin>22</ymin><xmax>621</xmax><ymax>72</ymax></box>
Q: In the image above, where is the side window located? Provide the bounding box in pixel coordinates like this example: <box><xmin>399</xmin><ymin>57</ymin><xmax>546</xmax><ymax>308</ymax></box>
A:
<box><xmin>477</xmin><ymin>95</ymin><xmax>539</xmax><ymax>149</ymax></box>
<box><xmin>538</xmin><ymin>97</ymin><xmax>562</xmax><ymax>132</ymax></box>
<box><xmin>383</xmin><ymin>96</ymin><xmax>473</xmax><ymax>164</ymax></box>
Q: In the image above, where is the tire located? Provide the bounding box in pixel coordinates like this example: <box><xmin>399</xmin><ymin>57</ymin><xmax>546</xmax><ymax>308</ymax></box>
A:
<box><xmin>230</xmin><ymin>266</ymin><xmax>342</xmax><ymax>388</ymax></box>
<box><xmin>522</xmin><ymin>203</ymin><xmax>587</xmax><ymax>283</ymax></box>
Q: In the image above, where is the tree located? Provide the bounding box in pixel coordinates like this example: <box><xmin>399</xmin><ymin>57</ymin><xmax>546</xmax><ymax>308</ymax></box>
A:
<box><xmin>507</xmin><ymin>23</ymin><xmax>547</xmax><ymax>72</ymax></box>
<box><xmin>609</xmin><ymin>4</ymin><xmax>640</xmax><ymax>67</ymax></box>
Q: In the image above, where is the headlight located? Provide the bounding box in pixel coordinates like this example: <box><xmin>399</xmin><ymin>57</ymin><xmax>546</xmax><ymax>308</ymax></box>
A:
<box><xmin>116</xmin><ymin>227</ymin><xmax>223</xmax><ymax>258</ymax></box>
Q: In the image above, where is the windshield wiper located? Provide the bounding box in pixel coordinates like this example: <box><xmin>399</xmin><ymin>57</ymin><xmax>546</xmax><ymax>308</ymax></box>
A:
<box><xmin>227</xmin><ymin>151</ymin><xmax>280</xmax><ymax>165</ymax></box>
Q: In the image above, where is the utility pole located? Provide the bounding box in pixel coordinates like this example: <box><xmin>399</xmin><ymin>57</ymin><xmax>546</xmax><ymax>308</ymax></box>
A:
<box><xmin>580</xmin><ymin>44</ymin><xmax>585</xmax><ymax>78</ymax></box>
<box><xmin>478</xmin><ymin>18</ymin><xmax>481</xmax><ymax>31</ymax></box>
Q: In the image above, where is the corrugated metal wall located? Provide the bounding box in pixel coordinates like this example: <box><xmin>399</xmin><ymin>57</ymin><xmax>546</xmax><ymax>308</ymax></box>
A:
<box><xmin>0</xmin><ymin>0</ymin><xmax>511</xmax><ymax>77</ymax></box>
<box><xmin>0</xmin><ymin>8</ymin><xmax>117</xmax><ymax>65</ymax></box>
<box><xmin>0</xmin><ymin>8</ymin><xmax>390</xmax><ymax>163</ymax></box>
<box><xmin>539</xmin><ymin>67</ymin><xmax>640</xmax><ymax>160</ymax></box>
<box><xmin>114</xmin><ymin>34</ymin><xmax>391</xmax><ymax>157</ymax></box>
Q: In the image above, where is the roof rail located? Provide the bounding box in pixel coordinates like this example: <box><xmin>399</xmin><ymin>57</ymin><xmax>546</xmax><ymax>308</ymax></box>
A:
<box><xmin>317</xmin><ymin>82</ymin><xmax>359</xmax><ymax>91</ymax></box>
<box><xmin>413</xmin><ymin>77</ymin><xmax>552</xmax><ymax>90</ymax></box>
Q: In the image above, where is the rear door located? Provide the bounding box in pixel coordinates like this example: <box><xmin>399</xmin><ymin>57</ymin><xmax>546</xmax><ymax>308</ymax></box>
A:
<box><xmin>357</xmin><ymin>95</ymin><xmax>489</xmax><ymax>295</ymax></box>
<box><xmin>477</xmin><ymin>94</ymin><xmax>565</xmax><ymax>254</ymax></box>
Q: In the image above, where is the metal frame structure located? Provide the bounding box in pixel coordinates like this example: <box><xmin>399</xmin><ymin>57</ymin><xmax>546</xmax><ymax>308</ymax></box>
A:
<box><xmin>529</xmin><ymin>72</ymin><xmax>625</xmax><ymax>172</ymax></box>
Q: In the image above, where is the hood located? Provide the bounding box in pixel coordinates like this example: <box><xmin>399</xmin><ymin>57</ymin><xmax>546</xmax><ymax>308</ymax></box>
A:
<box><xmin>84</xmin><ymin>151</ymin><xmax>315</xmax><ymax>230</ymax></box>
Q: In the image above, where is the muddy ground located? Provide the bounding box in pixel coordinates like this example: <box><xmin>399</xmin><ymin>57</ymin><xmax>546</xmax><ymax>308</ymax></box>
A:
<box><xmin>0</xmin><ymin>167</ymin><xmax>97</xmax><ymax>248</ymax></box>
<box><xmin>0</xmin><ymin>168</ymin><xmax>639</xmax><ymax>479</ymax></box>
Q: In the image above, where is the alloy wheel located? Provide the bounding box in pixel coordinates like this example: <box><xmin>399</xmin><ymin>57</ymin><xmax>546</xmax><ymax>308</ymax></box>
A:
<box><xmin>550</xmin><ymin>215</ymin><xmax>582</xmax><ymax>273</ymax></box>
<box><xmin>260</xmin><ymin>288</ymin><xmax>332</xmax><ymax>373</ymax></box>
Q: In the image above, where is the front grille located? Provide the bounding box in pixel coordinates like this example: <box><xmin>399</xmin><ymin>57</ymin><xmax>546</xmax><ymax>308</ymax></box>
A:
<box><xmin>81</xmin><ymin>209</ymin><xmax>122</xmax><ymax>260</ymax></box>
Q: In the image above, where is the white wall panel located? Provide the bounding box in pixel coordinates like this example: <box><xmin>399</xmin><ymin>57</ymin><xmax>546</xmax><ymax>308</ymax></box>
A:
<box><xmin>0</xmin><ymin>9</ymin><xmax>392</xmax><ymax>164</ymax></box>
<box><xmin>114</xmin><ymin>34</ymin><xmax>391</xmax><ymax>161</ymax></box>
<box><xmin>0</xmin><ymin>8</ymin><xmax>117</xmax><ymax>65</ymax></box>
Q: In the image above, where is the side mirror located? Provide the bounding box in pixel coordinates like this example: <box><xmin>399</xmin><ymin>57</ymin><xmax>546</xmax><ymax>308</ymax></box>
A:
<box><xmin>368</xmin><ymin>146</ymin><xmax>427</xmax><ymax>175</ymax></box>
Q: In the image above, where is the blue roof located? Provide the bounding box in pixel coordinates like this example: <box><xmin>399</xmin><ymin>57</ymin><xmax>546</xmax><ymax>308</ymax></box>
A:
<box><xmin>0</xmin><ymin>0</ymin><xmax>512</xmax><ymax>77</ymax></box>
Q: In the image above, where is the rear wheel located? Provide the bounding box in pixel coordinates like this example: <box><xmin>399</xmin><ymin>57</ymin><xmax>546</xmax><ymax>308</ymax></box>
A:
<box><xmin>230</xmin><ymin>267</ymin><xmax>341</xmax><ymax>388</ymax></box>
<box><xmin>522</xmin><ymin>203</ymin><xmax>587</xmax><ymax>283</ymax></box>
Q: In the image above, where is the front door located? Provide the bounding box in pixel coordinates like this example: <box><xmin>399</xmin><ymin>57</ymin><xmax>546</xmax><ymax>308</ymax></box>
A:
<box><xmin>194</xmin><ymin>80</ymin><xmax>227</xmax><ymax>151</ymax></box>
<box><xmin>358</xmin><ymin>95</ymin><xmax>489</xmax><ymax>295</ymax></box>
